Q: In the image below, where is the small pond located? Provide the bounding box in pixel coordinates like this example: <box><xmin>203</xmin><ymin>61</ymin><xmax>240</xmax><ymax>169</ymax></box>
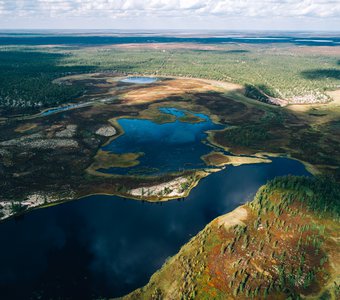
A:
<box><xmin>120</xmin><ymin>77</ymin><xmax>158</xmax><ymax>84</ymax></box>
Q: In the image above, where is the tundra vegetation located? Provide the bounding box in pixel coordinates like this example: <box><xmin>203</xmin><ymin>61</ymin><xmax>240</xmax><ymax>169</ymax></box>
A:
<box><xmin>1</xmin><ymin>41</ymin><xmax>340</xmax><ymax>114</ymax></box>
<box><xmin>126</xmin><ymin>176</ymin><xmax>340</xmax><ymax>300</ymax></box>
<box><xmin>0</xmin><ymin>37</ymin><xmax>339</xmax><ymax>298</ymax></box>
<box><xmin>0</xmin><ymin>68</ymin><xmax>340</xmax><ymax>218</ymax></box>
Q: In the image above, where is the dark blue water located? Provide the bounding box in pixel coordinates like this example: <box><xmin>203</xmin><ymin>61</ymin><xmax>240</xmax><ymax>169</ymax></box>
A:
<box><xmin>1</xmin><ymin>34</ymin><xmax>340</xmax><ymax>47</ymax></box>
<box><xmin>0</xmin><ymin>158</ymin><xmax>310</xmax><ymax>300</ymax></box>
<box><xmin>100</xmin><ymin>108</ymin><xmax>223</xmax><ymax>175</ymax></box>
<box><xmin>120</xmin><ymin>77</ymin><xmax>158</xmax><ymax>84</ymax></box>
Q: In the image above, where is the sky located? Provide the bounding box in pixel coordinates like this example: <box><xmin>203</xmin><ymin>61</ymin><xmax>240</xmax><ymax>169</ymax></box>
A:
<box><xmin>0</xmin><ymin>0</ymin><xmax>340</xmax><ymax>31</ymax></box>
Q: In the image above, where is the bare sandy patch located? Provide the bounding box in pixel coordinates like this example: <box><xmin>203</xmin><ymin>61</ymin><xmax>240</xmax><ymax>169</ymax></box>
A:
<box><xmin>288</xmin><ymin>89</ymin><xmax>340</xmax><ymax>113</ymax></box>
<box><xmin>291</xmin><ymin>46</ymin><xmax>340</xmax><ymax>56</ymax></box>
<box><xmin>129</xmin><ymin>176</ymin><xmax>189</xmax><ymax>198</ymax></box>
<box><xmin>95</xmin><ymin>125</ymin><xmax>117</xmax><ymax>137</ymax></box>
<box><xmin>121</xmin><ymin>78</ymin><xmax>221</xmax><ymax>104</ymax></box>
<box><xmin>326</xmin><ymin>89</ymin><xmax>340</xmax><ymax>104</ymax></box>
<box><xmin>194</xmin><ymin>78</ymin><xmax>243</xmax><ymax>93</ymax></box>
<box><xmin>217</xmin><ymin>206</ymin><xmax>248</xmax><ymax>230</ymax></box>
<box><xmin>15</xmin><ymin>123</ymin><xmax>38</xmax><ymax>133</ymax></box>
<box><xmin>287</xmin><ymin>89</ymin><xmax>340</xmax><ymax>126</ymax></box>
<box><xmin>55</xmin><ymin>124</ymin><xmax>77</xmax><ymax>138</ymax></box>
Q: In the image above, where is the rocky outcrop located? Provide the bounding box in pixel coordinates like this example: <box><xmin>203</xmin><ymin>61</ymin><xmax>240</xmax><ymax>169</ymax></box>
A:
<box><xmin>95</xmin><ymin>125</ymin><xmax>117</xmax><ymax>137</ymax></box>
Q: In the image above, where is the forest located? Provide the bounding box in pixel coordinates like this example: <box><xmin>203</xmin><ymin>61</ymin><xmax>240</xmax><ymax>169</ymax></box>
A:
<box><xmin>251</xmin><ymin>175</ymin><xmax>340</xmax><ymax>220</ymax></box>
<box><xmin>1</xmin><ymin>40</ymin><xmax>340</xmax><ymax>113</ymax></box>
<box><xmin>0</xmin><ymin>48</ymin><xmax>87</xmax><ymax>112</ymax></box>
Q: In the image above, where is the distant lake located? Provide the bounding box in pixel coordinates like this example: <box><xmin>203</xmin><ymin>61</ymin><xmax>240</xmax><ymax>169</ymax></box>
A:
<box><xmin>0</xmin><ymin>157</ymin><xmax>310</xmax><ymax>299</ymax></box>
<box><xmin>1</xmin><ymin>35</ymin><xmax>340</xmax><ymax>47</ymax></box>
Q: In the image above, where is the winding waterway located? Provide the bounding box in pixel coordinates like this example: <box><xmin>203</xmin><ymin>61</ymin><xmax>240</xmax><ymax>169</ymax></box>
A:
<box><xmin>0</xmin><ymin>158</ymin><xmax>310</xmax><ymax>299</ymax></box>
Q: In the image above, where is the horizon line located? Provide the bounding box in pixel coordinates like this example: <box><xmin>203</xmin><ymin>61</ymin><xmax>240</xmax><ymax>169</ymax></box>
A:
<box><xmin>1</xmin><ymin>28</ymin><xmax>340</xmax><ymax>33</ymax></box>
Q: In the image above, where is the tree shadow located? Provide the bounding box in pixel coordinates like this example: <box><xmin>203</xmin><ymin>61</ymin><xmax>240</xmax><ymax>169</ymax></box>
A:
<box><xmin>192</xmin><ymin>49</ymin><xmax>250</xmax><ymax>54</ymax></box>
<box><xmin>224</xmin><ymin>49</ymin><xmax>250</xmax><ymax>54</ymax></box>
<box><xmin>301</xmin><ymin>69</ymin><xmax>340</xmax><ymax>80</ymax></box>
<box><xmin>0</xmin><ymin>50</ymin><xmax>97</xmax><ymax>114</ymax></box>
<box><xmin>0</xmin><ymin>50</ymin><xmax>95</xmax><ymax>73</ymax></box>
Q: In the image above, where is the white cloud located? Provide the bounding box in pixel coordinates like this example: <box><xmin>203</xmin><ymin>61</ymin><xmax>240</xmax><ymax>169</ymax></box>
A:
<box><xmin>0</xmin><ymin>0</ymin><xmax>339</xmax><ymax>29</ymax></box>
<box><xmin>0</xmin><ymin>0</ymin><xmax>339</xmax><ymax>18</ymax></box>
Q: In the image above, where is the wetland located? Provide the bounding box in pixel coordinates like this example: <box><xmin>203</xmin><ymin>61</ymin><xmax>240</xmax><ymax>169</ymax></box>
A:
<box><xmin>1</xmin><ymin>36</ymin><xmax>340</xmax><ymax>299</ymax></box>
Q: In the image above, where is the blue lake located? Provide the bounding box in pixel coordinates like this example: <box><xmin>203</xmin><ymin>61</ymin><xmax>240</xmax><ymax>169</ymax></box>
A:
<box><xmin>100</xmin><ymin>107</ymin><xmax>223</xmax><ymax>175</ymax></box>
<box><xmin>0</xmin><ymin>157</ymin><xmax>310</xmax><ymax>299</ymax></box>
<box><xmin>120</xmin><ymin>77</ymin><xmax>158</xmax><ymax>84</ymax></box>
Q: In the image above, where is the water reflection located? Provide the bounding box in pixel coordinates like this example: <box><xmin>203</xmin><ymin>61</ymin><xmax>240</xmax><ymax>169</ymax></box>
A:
<box><xmin>0</xmin><ymin>157</ymin><xmax>310</xmax><ymax>299</ymax></box>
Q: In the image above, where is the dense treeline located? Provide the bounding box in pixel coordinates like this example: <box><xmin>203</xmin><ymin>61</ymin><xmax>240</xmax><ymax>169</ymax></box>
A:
<box><xmin>222</xmin><ymin>112</ymin><xmax>283</xmax><ymax>147</ymax></box>
<box><xmin>0</xmin><ymin>49</ymin><xmax>87</xmax><ymax>112</ymax></box>
<box><xmin>1</xmin><ymin>42</ymin><xmax>339</xmax><ymax>112</ymax></box>
<box><xmin>243</xmin><ymin>175</ymin><xmax>339</xmax><ymax>298</ymax></box>
<box><xmin>223</xmin><ymin>125</ymin><xmax>270</xmax><ymax>147</ymax></box>
<box><xmin>65</xmin><ymin>46</ymin><xmax>338</xmax><ymax>103</ymax></box>
<box><xmin>251</xmin><ymin>175</ymin><xmax>340</xmax><ymax>219</ymax></box>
